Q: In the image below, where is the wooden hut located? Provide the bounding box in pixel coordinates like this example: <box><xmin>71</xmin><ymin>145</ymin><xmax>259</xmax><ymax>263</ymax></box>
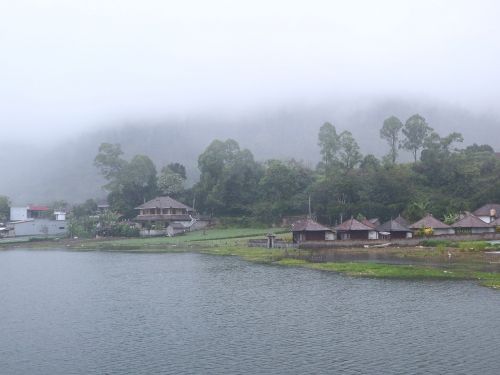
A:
<box><xmin>291</xmin><ymin>219</ymin><xmax>335</xmax><ymax>243</ymax></box>
<box><xmin>409</xmin><ymin>214</ymin><xmax>454</xmax><ymax>236</ymax></box>
<box><xmin>335</xmin><ymin>218</ymin><xmax>378</xmax><ymax>240</ymax></box>
<box><xmin>376</xmin><ymin>219</ymin><xmax>412</xmax><ymax>239</ymax></box>
<box><xmin>452</xmin><ymin>212</ymin><xmax>495</xmax><ymax>234</ymax></box>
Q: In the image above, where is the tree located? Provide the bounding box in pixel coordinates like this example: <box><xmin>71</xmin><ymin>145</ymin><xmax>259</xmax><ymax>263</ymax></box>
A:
<box><xmin>380</xmin><ymin>116</ymin><xmax>403</xmax><ymax>164</ymax></box>
<box><xmin>401</xmin><ymin>114</ymin><xmax>433</xmax><ymax>162</ymax></box>
<box><xmin>94</xmin><ymin>143</ymin><xmax>158</xmax><ymax>218</ymax></box>
<box><xmin>318</xmin><ymin>122</ymin><xmax>340</xmax><ymax>171</ymax></box>
<box><xmin>360</xmin><ymin>154</ymin><xmax>381</xmax><ymax>171</ymax></box>
<box><xmin>158</xmin><ymin>165</ymin><xmax>186</xmax><ymax>196</ymax></box>
<box><xmin>0</xmin><ymin>195</ymin><xmax>10</xmax><ymax>222</ymax></box>
<box><xmin>255</xmin><ymin>159</ymin><xmax>313</xmax><ymax>222</ymax></box>
<box><xmin>338</xmin><ymin>130</ymin><xmax>362</xmax><ymax>170</ymax></box>
<box><xmin>196</xmin><ymin>139</ymin><xmax>262</xmax><ymax>215</ymax></box>
<box><xmin>71</xmin><ymin>199</ymin><xmax>98</xmax><ymax>218</ymax></box>
<box><xmin>94</xmin><ymin>143</ymin><xmax>127</xmax><ymax>185</ymax></box>
<box><xmin>166</xmin><ymin>162</ymin><xmax>187</xmax><ymax>179</ymax></box>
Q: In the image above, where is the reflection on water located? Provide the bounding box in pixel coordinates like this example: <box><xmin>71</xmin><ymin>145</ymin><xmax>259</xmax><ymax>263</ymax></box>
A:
<box><xmin>0</xmin><ymin>249</ymin><xmax>499</xmax><ymax>375</ymax></box>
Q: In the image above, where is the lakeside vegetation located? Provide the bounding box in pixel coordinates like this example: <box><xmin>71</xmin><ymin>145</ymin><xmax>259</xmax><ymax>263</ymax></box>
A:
<box><xmin>4</xmin><ymin>227</ymin><xmax>496</xmax><ymax>289</ymax></box>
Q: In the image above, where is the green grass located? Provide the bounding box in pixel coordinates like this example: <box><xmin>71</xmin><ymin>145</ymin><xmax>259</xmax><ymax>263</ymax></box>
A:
<box><xmin>276</xmin><ymin>259</ymin><xmax>500</xmax><ymax>288</ymax></box>
<box><xmin>420</xmin><ymin>239</ymin><xmax>499</xmax><ymax>251</ymax></box>
<box><xmin>73</xmin><ymin>227</ymin><xmax>289</xmax><ymax>250</ymax></box>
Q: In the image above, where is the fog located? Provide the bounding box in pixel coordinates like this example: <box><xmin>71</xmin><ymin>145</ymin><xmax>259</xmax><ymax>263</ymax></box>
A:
<box><xmin>1</xmin><ymin>0</ymin><xmax>500</xmax><ymax>203</ymax></box>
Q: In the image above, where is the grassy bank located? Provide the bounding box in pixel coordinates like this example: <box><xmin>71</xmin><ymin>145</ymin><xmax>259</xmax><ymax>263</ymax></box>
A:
<box><xmin>3</xmin><ymin>227</ymin><xmax>499</xmax><ymax>289</ymax></box>
<box><xmin>66</xmin><ymin>227</ymin><xmax>290</xmax><ymax>251</ymax></box>
<box><xmin>196</xmin><ymin>246</ymin><xmax>500</xmax><ymax>289</ymax></box>
<box><xmin>276</xmin><ymin>258</ymin><xmax>500</xmax><ymax>288</ymax></box>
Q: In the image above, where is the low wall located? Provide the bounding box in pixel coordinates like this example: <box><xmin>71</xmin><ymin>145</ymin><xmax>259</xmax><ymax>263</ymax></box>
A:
<box><xmin>298</xmin><ymin>232</ymin><xmax>500</xmax><ymax>249</ymax></box>
<box><xmin>248</xmin><ymin>239</ymin><xmax>297</xmax><ymax>249</ymax></box>
<box><xmin>9</xmin><ymin>219</ymin><xmax>68</xmax><ymax>237</ymax></box>
<box><xmin>140</xmin><ymin>229</ymin><xmax>167</xmax><ymax>237</ymax></box>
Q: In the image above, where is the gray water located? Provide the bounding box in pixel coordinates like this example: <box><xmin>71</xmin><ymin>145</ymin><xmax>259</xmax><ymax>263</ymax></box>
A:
<box><xmin>0</xmin><ymin>250</ymin><xmax>499</xmax><ymax>375</ymax></box>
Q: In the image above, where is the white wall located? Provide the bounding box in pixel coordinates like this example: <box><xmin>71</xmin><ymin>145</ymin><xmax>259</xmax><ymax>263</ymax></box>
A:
<box><xmin>11</xmin><ymin>219</ymin><xmax>67</xmax><ymax>237</ymax></box>
<box><xmin>434</xmin><ymin>228</ymin><xmax>455</xmax><ymax>236</ymax></box>
<box><xmin>10</xmin><ymin>207</ymin><xmax>28</xmax><ymax>221</ymax></box>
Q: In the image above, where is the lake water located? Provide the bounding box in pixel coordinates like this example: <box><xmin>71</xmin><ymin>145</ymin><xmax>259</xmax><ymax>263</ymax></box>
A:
<box><xmin>1</xmin><ymin>249</ymin><xmax>499</xmax><ymax>375</ymax></box>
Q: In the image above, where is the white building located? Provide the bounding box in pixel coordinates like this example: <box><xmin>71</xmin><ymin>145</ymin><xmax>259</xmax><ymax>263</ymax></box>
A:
<box><xmin>8</xmin><ymin>204</ymin><xmax>67</xmax><ymax>237</ymax></box>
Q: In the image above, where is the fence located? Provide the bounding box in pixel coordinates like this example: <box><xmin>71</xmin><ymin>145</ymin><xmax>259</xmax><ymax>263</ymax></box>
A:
<box><xmin>297</xmin><ymin>232</ymin><xmax>500</xmax><ymax>249</ymax></box>
<box><xmin>247</xmin><ymin>239</ymin><xmax>297</xmax><ymax>249</ymax></box>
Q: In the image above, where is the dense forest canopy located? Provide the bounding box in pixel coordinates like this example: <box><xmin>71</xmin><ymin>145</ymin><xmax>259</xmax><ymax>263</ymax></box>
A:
<box><xmin>84</xmin><ymin>113</ymin><xmax>500</xmax><ymax>226</ymax></box>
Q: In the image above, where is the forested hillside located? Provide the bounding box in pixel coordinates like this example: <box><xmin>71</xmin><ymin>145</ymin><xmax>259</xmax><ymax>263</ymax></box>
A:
<box><xmin>1</xmin><ymin>99</ymin><xmax>500</xmax><ymax>205</ymax></box>
<box><xmin>83</xmin><ymin>112</ymin><xmax>500</xmax><ymax>227</ymax></box>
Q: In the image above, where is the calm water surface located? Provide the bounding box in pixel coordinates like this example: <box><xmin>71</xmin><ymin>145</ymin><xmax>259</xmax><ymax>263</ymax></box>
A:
<box><xmin>0</xmin><ymin>249</ymin><xmax>499</xmax><ymax>374</ymax></box>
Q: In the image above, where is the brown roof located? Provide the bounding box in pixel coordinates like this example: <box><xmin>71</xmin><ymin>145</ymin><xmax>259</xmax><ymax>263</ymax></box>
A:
<box><xmin>452</xmin><ymin>213</ymin><xmax>492</xmax><ymax>228</ymax></box>
<box><xmin>409</xmin><ymin>214</ymin><xmax>451</xmax><ymax>229</ymax></box>
<box><xmin>394</xmin><ymin>214</ymin><xmax>410</xmax><ymax>227</ymax></box>
<box><xmin>291</xmin><ymin>219</ymin><xmax>332</xmax><ymax>232</ymax></box>
<box><xmin>473</xmin><ymin>203</ymin><xmax>500</xmax><ymax>217</ymax></box>
<box><xmin>335</xmin><ymin>218</ymin><xmax>374</xmax><ymax>231</ymax></box>
<box><xmin>135</xmin><ymin>196</ymin><xmax>193</xmax><ymax>211</ymax></box>
<box><xmin>361</xmin><ymin>219</ymin><xmax>377</xmax><ymax>228</ymax></box>
<box><xmin>376</xmin><ymin>219</ymin><xmax>411</xmax><ymax>232</ymax></box>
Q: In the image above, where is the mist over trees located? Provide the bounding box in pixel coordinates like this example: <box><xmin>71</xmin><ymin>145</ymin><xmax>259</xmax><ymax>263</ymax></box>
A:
<box><xmin>83</xmin><ymin>112</ymin><xmax>500</xmax><ymax>226</ymax></box>
<box><xmin>2</xmin><ymin>99</ymin><xmax>500</xmax><ymax>206</ymax></box>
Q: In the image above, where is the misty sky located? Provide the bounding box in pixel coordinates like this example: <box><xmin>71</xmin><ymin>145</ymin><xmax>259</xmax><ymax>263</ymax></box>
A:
<box><xmin>1</xmin><ymin>0</ymin><xmax>499</xmax><ymax>141</ymax></box>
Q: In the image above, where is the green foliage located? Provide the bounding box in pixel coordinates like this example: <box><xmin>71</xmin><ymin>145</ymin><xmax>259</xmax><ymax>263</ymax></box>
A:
<box><xmin>196</xmin><ymin>139</ymin><xmax>262</xmax><ymax>216</ymax></box>
<box><xmin>443</xmin><ymin>212</ymin><xmax>460</xmax><ymax>225</ymax></box>
<box><xmin>401</xmin><ymin>114</ymin><xmax>433</xmax><ymax>162</ymax></box>
<box><xmin>68</xmin><ymin>209</ymin><xmax>139</xmax><ymax>238</ymax></box>
<box><xmin>72</xmin><ymin>199</ymin><xmax>98</xmax><ymax>218</ymax></box>
<box><xmin>158</xmin><ymin>164</ymin><xmax>186</xmax><ymax>196</ymax></box>
<box><xmin>318</xmin><ymin>122</ymin><xmax>340</xmax><ymax>172</ymax></box>
<box><xmin>95</xmin><ymin>143</ymin><xmax>158</xmax><ymax>218</ymax></box>
<box><xmin>0</xmin><ymin>195</ymin><xmax>10</xmax><ymax>222</ymax></box>
<box><xmin>338</xmin><ymin>130</ymin><xmax>362</xmax><ymax>170</ymax></box>
<box><xmin>86</xmin><ymin>117</ymin><xmax>500</xmax><ymax>230</ymax></box>
<box><xmin>166</xmin><ymin>162</ymin><xmax>187</xmax><ymax>179</ymax></box>
<box><xmin>254</xmin><ymin>159</ymin><xmax>313</xmax><ymax>223</ymax></box>
<box><xmin>380</xmin><ymin>116</ymin><xmax>403</xmax><ymax>164</ymax></box>
<box><xmin>457</xmin><ymin>241</ymin><xmax>488</xmax><ymax>251</ymax></box>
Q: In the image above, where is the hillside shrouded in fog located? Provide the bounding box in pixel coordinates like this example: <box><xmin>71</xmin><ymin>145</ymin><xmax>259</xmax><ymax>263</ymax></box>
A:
<box><xmin>1</xmin><ymin>1</ymin><xmax>500</xmax><ymax>204</ymax></box>
<box><xmin>1</xmin><ymin>98</ymin><xmax>500</xmax><ymax>204</ymax></box>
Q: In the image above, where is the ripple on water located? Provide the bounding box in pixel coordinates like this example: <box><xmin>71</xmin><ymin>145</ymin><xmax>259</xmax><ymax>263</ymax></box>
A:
<box><xmin>0</xmin><ymin>250</ymin><xmax>499</xmax><ymax>375</ymax></box>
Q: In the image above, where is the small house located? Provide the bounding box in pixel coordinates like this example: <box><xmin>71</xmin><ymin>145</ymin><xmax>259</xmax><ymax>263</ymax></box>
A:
<box><xmin>291</xmin><ymin>219</ymin><xmax>335</xmax><ymax>243</ymax></box>
<box><xmin>135</xmin><ymin>196</ymin><xmax>195</xmax><ymax>227</ymax></box>
<box><xmin>10</xmin><ymin>205</ymin><xmax>51</xmax><ymax>221</ymax></box>
<box><xmin>473</xmin><ymin>203</ymin><xmax>500</xmax><ymax>224</ymax></box>
<box><xmin>409</xmin><ymin>214</ymin><xmax>454</xmax><ymax>236</ymax></box>
<box><xmin>376</xmin><ymin>219</ymin><xmax>412</xmax><ymax>239</ymax></box>
<box><xmin>452</xmin><ymin>212</ymin><xmax>495</xmax><ymax>234</ymax></box>
<box><xmin>335</xmin><ymin>218</ymin><xmax>378</xmax><ymax>240</ymax></box>
<box><xmin>134</xmin><ymin>196</ymin><xmax>208</xmax><ymax>237</ymax></box>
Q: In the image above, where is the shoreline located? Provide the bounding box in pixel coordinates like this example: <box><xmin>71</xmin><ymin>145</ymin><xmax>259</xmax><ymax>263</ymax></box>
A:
<box><xmin>2</xmin><ymin>237</ymin><xmax>499</xmax><ymax>290</ymax></box>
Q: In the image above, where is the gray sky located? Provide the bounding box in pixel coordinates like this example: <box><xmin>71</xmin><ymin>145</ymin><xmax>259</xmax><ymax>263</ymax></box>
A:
<box><xmin>1</xmin><ymin>0</ymin><xmax>499</xmax><ymax>141</ymax></box>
